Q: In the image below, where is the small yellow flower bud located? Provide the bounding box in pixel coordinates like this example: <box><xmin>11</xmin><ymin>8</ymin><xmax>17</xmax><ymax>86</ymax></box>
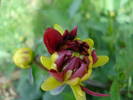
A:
<box><xmin>13</xmin><ymin>48</ymin><xmax>33</xmax><ymax>69</ymax></box>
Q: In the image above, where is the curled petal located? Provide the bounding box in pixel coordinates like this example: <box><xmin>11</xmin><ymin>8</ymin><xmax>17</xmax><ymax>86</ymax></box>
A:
<box><xmin>56</xmin><ymin>50</ymin><xmax>72</xmax><ymax>72</ymax></box>
<box><xmin>65</xmin><ymin>41</ymin><xmax>79</xmax><ymax>51</ymax></box>
<box><xmin>82</xmin><ymin>56</ymin><xmax>90</xmax><ymax>65</ymax></box>
<box><xmin>63</xmin><ymin>30</ymin><xmax>71</xmax><ymax>40</ymax></box>
<box><xmin>80</xmin><ymin>85</ymin><xmax>110</xmax><ymax>97</ymax></box>
<box><xmin>41</xmin><ymin>77</ymin><xmax>63</xmax><ymax>91</ymax></box>
<box><xmin>80</xmin><ymin>69</ymin><xmax>92</xmax><ymax>82</ymax></box>
<box><xmin>49</xmin><ymin>69</ymin><xmax>64</xmax><ymax>82</ymax></box>
<box><xmin>70</xmin><ymin>26</ymin><xmax>78</xmax><ymax>38</ymax></box>
<box><xmin>91</xmin><ymin>50</ymin><xmax>98</xmax><ymax>64</ymax></box>
<box><xmin>64</xmin><ymin>57</ymin><xmax>81</xmax><ymax>72</ymax></box>
<box><xmin>71</xmin><ymin>85</ymin><xmax>86</xmax><ymax>100</ymax></box>
<box><xmin>80</xmin><ymin>56</ymin><xmax>93</xmax><ymax>82</ymax></box>
<box><xmin>71</xmin><ymin>63</ymin><xmax>87</xmax><ymax>79</ymax></box>
<box><xmin>93</xmin><ymin>56</ymin><xmax>109</xmax><ymax>68</ymax></box>
<box><xmin>63</xmin><ymin>26</ymin><xmax>78</xmax><ymax>40</ymax></box>
<box><xmin>44</xmin><ymin>28</ymin><xmax>63</xmax><ymax>54</ymax></box>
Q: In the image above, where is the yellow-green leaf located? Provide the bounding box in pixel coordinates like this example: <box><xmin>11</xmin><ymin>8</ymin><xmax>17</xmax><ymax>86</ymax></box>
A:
<box><xmin>71</xmin><ymin>85</ymin><xmax>86</xmax><ymax>100</ymax></box>
<box><xmin>40</xmin><ymin>56</ymin><xmax>52</xmax><ymax>70</ymax></box>
<box><xmin>83</xmin><ymin>38</ymin><xmax>94</xmax><ymax>48</ymax></box>
<box><xmin>41</xmin><ymin>77</ymin><xmax>63</xmax><ymax>91</ymax></box>
<box><xmin>53</xmin><ymin>24</ymin><xmax>64</xmax><ymax>35</ymax></box>
<box><xmin>93</xmin><ymin>56</ymin><xmax>109</xmax><ymax>68</ymax></box>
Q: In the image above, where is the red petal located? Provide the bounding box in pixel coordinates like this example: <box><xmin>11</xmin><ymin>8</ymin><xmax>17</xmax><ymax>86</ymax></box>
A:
<box><xmin>65</xmin><ymin>40</ymin><xmax>79</xmax><ymax>51</ymax></box>
<box><xmin>91</xmin><ymin>50</ymin><xmax>98</xmax><ymax>64</ymax></box>
<box><xmin>71</xmin><ymin>63</ymin><xmax>87</xmax><ymax>79</ymax></box>
<box><xmin>49</xmin><ymin>69</ymin><xmax>64</xmax><ymax>82</ymax></box>
<box><xmin>80</xmin><ymin>85</ymin><xmax>110</xmax><ymax>97</ymax></box>
<box><xmin>70</xmin><ymin>26</ymin><xmax>78</xmax><ymax>38</ymax></box>
<box><xmin>44</xmin><ymin>28</ymin><xmax>63</xmax><ymax>54</ymax></box>
<box><xmin>56</xmin><ymin>50</ymin><xmax>72</xmax><ymax>72</ymax></box>
<box><xmin>63</xmin><ymin>26</ymin><xmax>77</xmax><ymax>40</ymax></box>
<box><xmin>63</xmin><ymin>30</ymin><xmax>70</xmax><ymax>40</ymax></box>
<box><xmin>64</xmin><ymin>57</ymin><xmax>81</xmax><ymax>72</ymax></box>
<box><xmin>83</xmin><ymin>56</ymin><xmax>90</xmax><ymax>65</ymax></box>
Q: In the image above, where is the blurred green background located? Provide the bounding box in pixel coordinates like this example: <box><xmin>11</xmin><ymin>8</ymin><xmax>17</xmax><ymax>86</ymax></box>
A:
<box><xmin>0</xmin><ymin>0</ymin><xmax>133</xmax><ymax>100</ymax></box>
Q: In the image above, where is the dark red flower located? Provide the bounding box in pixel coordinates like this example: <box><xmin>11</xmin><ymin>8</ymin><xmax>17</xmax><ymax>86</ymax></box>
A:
<box><xmin>42</xmin><ymin>25</ymin><xmax>110</xmax><ymax>99</ymax></box>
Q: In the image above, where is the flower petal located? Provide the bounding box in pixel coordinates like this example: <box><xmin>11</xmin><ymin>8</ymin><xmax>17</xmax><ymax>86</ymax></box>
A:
<box><xmin>63</xmin><ymin>26</ymin><xmax>78</xmax><ymax>40</ymax></box>
<box><xmin>83</xmin><ymin>38</ymin><xmax>94</xmax><ymax>48</ymax></box>
<box><xmin>71</xmin><ymin>85</ymin><xmax>86</xmax><ymax>100</ymax></box>
<box><xmin>80</xmin><ymin>69</ymin><xmax>92</xmax><ymax>82</ymax></box>
<box><xmin>70</xmin><ymin>26</ymin><xmax>78</xmax><ymax>38</ymax></box>
<box><xmin>41</xmin><ymin>77</ymin><xmax>63</xmax><ymax>91</ymax></box>
<box><xmin>93</xmin><ymin>56</ymin><xmax>109</xmax><ymax>68</ymax></box>
<box><xmin>51</xmin><ymin>52</ymin><xmax>58</xmax><ymax>62</ymax></box>
<box><xmin>65</xmin><ymin>70</ymin><xmax>72</xmax><ymax>80</ymax></box>
<box><xmin>81</xmin><ymin>56</ymin><xmax>93</xmax><ymax>82</ymax></box>
<box><xmin>66</xmin><ymin>77</ymin><xmax>80</xmax><ymax>86</ymax></box>
<box><xmin>40</xmin><ymin>56</ymin><xmax>52</xmax><ymax>70</ymax></box>
<box><xmin>64</xmin><ymin>57</ymin><xmax>81</xmax><ymax>72</ymax></box>
<box><xmin>71</xmin><ymin>63</ymin><xmax>87</xmax><ymax>79</ymax></box>
<box><xmin>80</xmin><ymin>85</ymin><xmax>110</xmax><ymax>97</ymax></box>
<box><xmin>43</xmin><ymin>28</ymin><xmax>63</xmax><ymax>54</ymax></box>
<box><xmin>91</xmin><ymin>50</ymin><xmax>98</xmax><ymax>64</ymax></box>
<box><xmin>56</xmin><ymin>50</ymin><xmax>72</xmax><ymax>72</ymax></box>
<box><xmin>49</xmin><ymin>69</ymin><xmax>64</xmax><ymax>82</ymax></box>
<box><xmin>53</xmin><ymin>24</ymin><xmax>64</xmax><ymax>35</ymax></box>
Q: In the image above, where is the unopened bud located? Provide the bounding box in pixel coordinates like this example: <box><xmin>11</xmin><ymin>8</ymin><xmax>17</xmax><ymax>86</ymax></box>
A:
<box><xmin>13</xmin><ymin>48</ymin><xmax>33</xmax><ymax>69</ymax></box>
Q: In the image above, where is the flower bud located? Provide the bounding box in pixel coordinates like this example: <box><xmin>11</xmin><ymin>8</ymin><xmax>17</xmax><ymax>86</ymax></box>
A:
<box><xmin>13</xmin><ymin>48</ymin><xmax>33</xmax><ymax>69</ymax></box>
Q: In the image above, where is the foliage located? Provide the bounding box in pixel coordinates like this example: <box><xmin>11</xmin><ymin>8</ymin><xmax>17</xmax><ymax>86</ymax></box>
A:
<box><xmin>0</xmin><ymin>0</ymin><xmax>133</xmax><ymax>100</ymax></box>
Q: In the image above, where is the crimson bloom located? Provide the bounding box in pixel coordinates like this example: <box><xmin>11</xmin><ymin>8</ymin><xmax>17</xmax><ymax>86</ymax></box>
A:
<box><xmin>41</xmin><ymin>24</ymin><xmax>110</xmax><ymax>100</ymax></box>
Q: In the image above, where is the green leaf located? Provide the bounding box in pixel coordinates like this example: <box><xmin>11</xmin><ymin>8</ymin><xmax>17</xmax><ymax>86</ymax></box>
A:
<box><xmin>43</xmin><ymin>86</ymin><xmax>75</xmax><ymax>100</ymax></box>
<box><xmin>43</xmin><ymin>92</ymin><xmax>63</xmax><ymax>100</ymax></box>
<box><xmin>68</xmin><ymin>0</ymin><xmax>82</xmax><ymax>17</ymax></box>
<box><xmin>15</xmin><ymin>70</ymin><xmax>43</xmax><ymax>100</ymax></box>
<box><xmin>32</xmin><ymin>64</ymin><xmax>48</xmax><ymax>89</ymax></box>
<box><xmin>110</xmin><ymin>80</ymin><xmax>121</xmax><ymax>100</ymax></box>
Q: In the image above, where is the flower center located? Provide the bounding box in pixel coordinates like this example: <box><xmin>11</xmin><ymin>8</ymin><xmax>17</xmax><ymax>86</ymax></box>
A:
<box><xmin>59</xmin><ymin>40</ymin><xmax>89</xmax><ymax>56</ymax></box>
<box><xmin>55</xmin><ymin>50</ymin><xmax>90</xmax><ymax>80</ymax></box>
